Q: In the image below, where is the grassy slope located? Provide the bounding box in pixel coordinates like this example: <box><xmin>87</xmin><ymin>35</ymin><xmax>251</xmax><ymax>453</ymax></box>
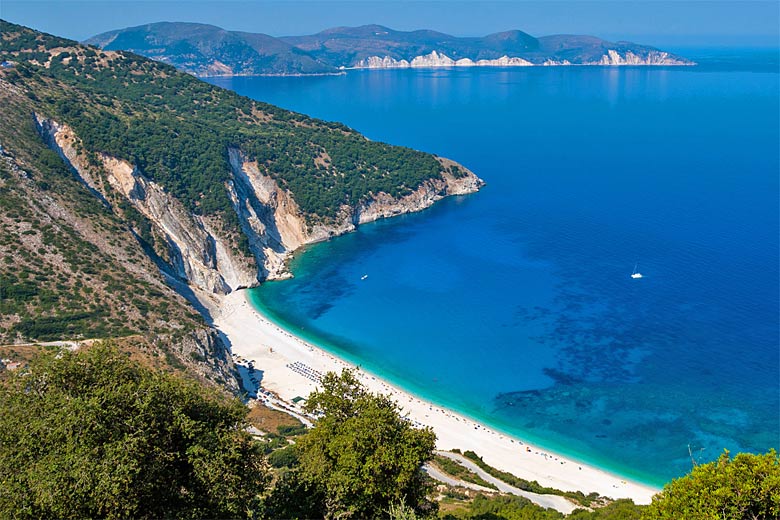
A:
<box><xmin>0</xmin><ymin>86</ymin><xmax>204</xmax><ymax>343</ymax></box>
<box><xmin>0</xmin><ymin>48</ymin><xmax>239</xmax><ymax>389</ymax></box>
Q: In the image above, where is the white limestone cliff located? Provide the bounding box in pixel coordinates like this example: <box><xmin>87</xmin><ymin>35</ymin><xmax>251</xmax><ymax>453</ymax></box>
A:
<box><xmin>355</xmin><ymin>51</ymin><xmax>533</xmax><ymax>69</ymax></box>
<box><xmin>227</xmin><ymin>148</ymin><xmax>484</xmax><ymax>268</ymax></box>
<box><xmin>596</xmin><ymin>49</ymin><xmax>686</xmax><ymax>65</ymax></box>
<box><xmin>354</xmin><ymin>49</ymin><xmax>691</xmax><ymax>69</ymax></box>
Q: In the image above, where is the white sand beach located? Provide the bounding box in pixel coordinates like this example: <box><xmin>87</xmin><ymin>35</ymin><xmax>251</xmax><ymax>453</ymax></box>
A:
<box><xmin>215</xmin><ymin>289</ymin><xmax>660</xmax><ymax>505</ymax></box>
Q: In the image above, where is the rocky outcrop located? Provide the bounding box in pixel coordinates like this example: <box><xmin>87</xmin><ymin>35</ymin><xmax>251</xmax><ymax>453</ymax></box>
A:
<box><xmin>174</xmin><ymin>328</ymin><xmax>243</xmax><ymax>394</ymax></box>
<box><xmin>354</xmin><ymin>157</ymin><xmax>484</xmax><ymax>224</ymax></box>
<box><xmin>595</xmin><ymin>49</ymin><xmax>685</xmax><ymax>65</ymax></box>
<box><xmin>542</xmin><ymin>50</ymin><xmax>689</xmax><ymax>66</ymax></box>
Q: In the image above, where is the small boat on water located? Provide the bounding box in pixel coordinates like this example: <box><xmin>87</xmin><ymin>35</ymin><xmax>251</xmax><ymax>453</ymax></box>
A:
<box><xmin>631</xmin><ymin>263</ymin><xmax>643</xmax><ymax>279</ymax></box>
<box><xmin>361</xmin><ymin>274</ymin><xmax>368</xmax><ymax>280</ymax></box>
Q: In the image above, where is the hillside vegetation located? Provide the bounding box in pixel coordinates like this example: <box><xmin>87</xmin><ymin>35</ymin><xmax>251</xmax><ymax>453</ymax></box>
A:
<box><xmin>0</xmin><ymin>53</ymin><xmax>240</xmax><ymax>384</ymax></box>
<box><xmin>87</xmin><ymin>21</ymin><xmax>337</xmax><ymax>76</ymax></box>
<box><xmin>1</xmin><ymin>20</ymin><xmax>449</xmax><ymax>226</ymax></box>
<box><xmin>0</xmin><ymin>73</ymin><xmax>201</xmax><ymax>343</ymax></box>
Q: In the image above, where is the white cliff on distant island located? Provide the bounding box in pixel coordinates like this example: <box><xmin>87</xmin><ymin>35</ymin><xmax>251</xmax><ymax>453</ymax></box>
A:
<box><xmin>352</xmin><ymin>49</ymin><xmax>691</xmax><ymax>69</ymax></box>
<box><xmin>594</xmin><ymin>49</ymin><xmax>685</xmax><ymax>65</ymax></box>
<box><xmin>354</xmin><ymin>51</ymin><xmax>533</xmax><ymax>69</ymax></box>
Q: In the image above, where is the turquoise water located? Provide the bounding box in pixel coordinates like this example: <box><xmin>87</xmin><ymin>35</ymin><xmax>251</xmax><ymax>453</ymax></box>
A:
<box><xmin>207</xmin><ymin>50</ymin><xmax>780</xmax><ymax>486</ymax></box>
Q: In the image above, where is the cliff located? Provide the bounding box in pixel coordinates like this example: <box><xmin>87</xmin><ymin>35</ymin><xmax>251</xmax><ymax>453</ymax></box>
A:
<box><xmin>353</xmin><ymin>51</ymin><xmax>534</xmax><ymax>69</ymax></box>
<box><xmin>352</xmin><ymin>49</ymin><xmax>687</xmax><ymax>69</ymax></box>
<box><xmin>34</xmin><ymin>115</ymin><xmax>482</xmax><ymax>299</ymax></box>
<box><xmin>36</xmin><ymin>115</ymin><xmax>257</xmax><ymax>295</ymax></box>
<box><xmin>2</xmin><ymin>20</ymin><xmax>483</xmax><ymax>299</ymax></box>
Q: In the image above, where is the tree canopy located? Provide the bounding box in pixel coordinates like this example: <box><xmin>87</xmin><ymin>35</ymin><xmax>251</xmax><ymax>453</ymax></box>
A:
<box><xmin>643</xmin><ymin>449</ymin><xmax>780</xmax><ymax>520</ymax></box>
<box><xmin>1</xmin><ymin>342</ymin><xmax>777</xmax><ymax>520</ymax></box>
<box><xmin>284</xmin><ymin>369</ymin><xmax>438</xmax><ymax>519</ymax></box>
<box><xmin>0</xmin><ymin>344</ymin><xmax>269</xmax><ymax>519</ymax></box>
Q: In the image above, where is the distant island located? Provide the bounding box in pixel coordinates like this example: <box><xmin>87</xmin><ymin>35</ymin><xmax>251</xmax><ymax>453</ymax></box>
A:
<box><xmin>85</xmin><ymin>22</ymin><xmax>694</xmax><ymax>77</ymax></box>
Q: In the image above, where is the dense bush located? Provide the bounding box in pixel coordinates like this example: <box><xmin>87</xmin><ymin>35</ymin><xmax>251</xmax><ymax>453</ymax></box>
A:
<box><xmin>292</xmin><ymin>369</ymin><xmax>438</xmax><ymax>519</ymax></box>
<box><xmin>0</xmin><ymin>344</ymin><xmax>269</xmax><ymax>519</ymax></box>
<box><xmin>643</xmin><ymin>450</ymin><xmax>780</xmax><ymax>520</ymax></box>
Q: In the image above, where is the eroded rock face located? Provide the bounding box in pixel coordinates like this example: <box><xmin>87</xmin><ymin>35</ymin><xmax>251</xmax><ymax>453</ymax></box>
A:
<box><xmin>36</xmin><ymin>116</ymin><xmax>483</xmax><ymax>299</ymax></box>
<box><xmin>355</xmin><ymin>157</ymin><xmax>484</xmax><ymax>224</ymax></box>
<box><xmin>35</xmin><ymin>115</ymin><xmax>257</xmax><ymax>295</ymax></box>
<box><xmin>227</xmin><ymin>148</ymin><xmax>484</xmax><ymax>261</ymax></box>
<box><xmin>596</xmin><ymin>49</ymin><xmax>684</xmax><ymax>65</ymax></box>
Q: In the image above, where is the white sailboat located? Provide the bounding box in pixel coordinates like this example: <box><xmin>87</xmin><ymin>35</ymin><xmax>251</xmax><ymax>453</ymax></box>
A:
<box><xmin>631</xmin><ymin>263</ymin><xmax>643</xmax><ymax>279</ymax></box>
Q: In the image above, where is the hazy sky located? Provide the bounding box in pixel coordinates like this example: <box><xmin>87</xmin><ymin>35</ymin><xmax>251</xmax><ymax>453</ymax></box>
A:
<box><xmin>2</xmin><ymin>1</ymin><xmax>778</xmax><ymax>47</ymax></box>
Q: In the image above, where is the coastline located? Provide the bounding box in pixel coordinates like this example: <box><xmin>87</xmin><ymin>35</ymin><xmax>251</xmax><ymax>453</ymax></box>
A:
<box><xmin>214</xmin><ymin>289</ymin><xmax>660</xmax><ymax>505</ymax></box>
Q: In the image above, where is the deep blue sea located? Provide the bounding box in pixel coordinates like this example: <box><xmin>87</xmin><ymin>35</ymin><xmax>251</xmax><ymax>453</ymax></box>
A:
<box><xmin>207</xmin><ymin>49</ymin><xmax>780</xmax><ymax>486</ymax></box>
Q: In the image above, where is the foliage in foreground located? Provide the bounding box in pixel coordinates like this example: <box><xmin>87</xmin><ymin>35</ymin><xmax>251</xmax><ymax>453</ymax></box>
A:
<box><xmin>433</xmin><ymin>454</ymin><xmax>498</xmax><ymax>490</ymax></box>
<box><xmin>266</xmin><ymin>369</ymin><xmax>438</xmax><ymax>519</ymax></box>
<box><xmin>643</xmin><ymin>449</ymin><xmax>780</xmax><ymax>520</ymax></box>
<box><xmin>441</xmin><ymin>494</ymin><xmax>646</xmax><ymax>520</ymax></box>
<box><xmin>0</xmin><ymin>344</ymin><xmax>269</xmax><ymax>519</ymax></box>
<box><xmin>1</xmin><ymin>344</ymin><xmax>777</xmax><ymax>520</ymax></box>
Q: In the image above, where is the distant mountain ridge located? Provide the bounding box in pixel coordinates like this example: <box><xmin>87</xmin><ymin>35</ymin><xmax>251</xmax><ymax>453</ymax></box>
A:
<box><xmin>85</xmin><ymin>22</ymin><xmax>694</xmax><ymax>77</ymax></box>
<box><xmin>86</xmin><ymin>22</ymin><xmax>337</xmax><ymax>76</ymax></box>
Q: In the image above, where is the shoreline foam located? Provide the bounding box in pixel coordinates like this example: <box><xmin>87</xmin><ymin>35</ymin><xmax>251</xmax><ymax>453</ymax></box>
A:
<box><xmin>214</xmin><ymin>289</ymin><xmax>660</xmax><ymax>505</ymax></box>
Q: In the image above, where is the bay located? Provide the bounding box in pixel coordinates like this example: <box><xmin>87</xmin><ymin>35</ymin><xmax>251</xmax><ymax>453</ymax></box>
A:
<box><xmin>207</xmin><ymin>50</ymin><xmax>780</xmax><ymax>485</ymax></box>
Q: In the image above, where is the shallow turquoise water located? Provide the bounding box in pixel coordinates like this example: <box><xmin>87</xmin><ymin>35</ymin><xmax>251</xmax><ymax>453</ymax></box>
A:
<box><xmin>208</xmin><ymin>50</ymin><xmax>780</xmax><ymax>486</ymax></box>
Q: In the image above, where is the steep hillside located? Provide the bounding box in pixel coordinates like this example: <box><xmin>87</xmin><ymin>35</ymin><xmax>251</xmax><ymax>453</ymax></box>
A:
<box><xmin>86</xmin><ymin>22</ymin><xmax>692</xmax><ymax>76</ymax></box>
<box><xmin>2</xmin><ymin>20</ymin><xmax>481</xmax><ymax>297</ymax></box>
<box><xmin>0</xmin><ymin>21</ymin><xmax>481</xmax><ymax>375</ymax></box>
<box><xmin>0</xmin><ymin>76</ymin><xmax>240</xmax><ymax>391</ymax></box>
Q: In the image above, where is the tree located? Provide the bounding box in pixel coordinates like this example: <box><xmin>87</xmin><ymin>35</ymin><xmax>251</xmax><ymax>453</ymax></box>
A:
<box><xmin>643</xmin><ymin>449</ymin><xmax>780</xmax><ymax>520</ymax></box>
<box><xmin>294</xmin><ymin>369</ymin><xmax>437</xmax><ymax>519</ymax></box>
<box><xmin>0</xmin><ymin>343</ymin><xmax>269</xmax><ymax>519</ymax></box>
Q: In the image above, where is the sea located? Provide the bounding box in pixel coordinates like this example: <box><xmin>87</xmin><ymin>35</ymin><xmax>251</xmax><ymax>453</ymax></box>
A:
<box><xmin>206</xmin><ymin>48</ymin><xmax>780</xmax><ymax>487</ymax></box>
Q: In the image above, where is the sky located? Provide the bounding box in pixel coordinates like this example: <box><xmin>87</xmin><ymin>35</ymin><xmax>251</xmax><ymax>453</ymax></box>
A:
<box><xmin>2</xmin><ymin>1</ymin><xmax>778</xmax><ymax>48</ymax></box>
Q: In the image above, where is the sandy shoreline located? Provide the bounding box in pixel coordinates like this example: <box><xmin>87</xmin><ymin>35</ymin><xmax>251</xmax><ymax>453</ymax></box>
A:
<box><xmin>214</xmin><ymin>289</ymin><xmax>660</xmax><ymax>505</ymax></box>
